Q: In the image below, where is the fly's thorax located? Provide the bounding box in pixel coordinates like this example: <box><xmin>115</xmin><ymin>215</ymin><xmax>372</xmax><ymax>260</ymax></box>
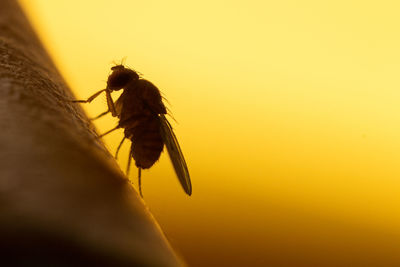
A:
<box><xmin>136</xmin><ymin>79</ymin><xmax>167</xmax><ymax>115</ymax></box>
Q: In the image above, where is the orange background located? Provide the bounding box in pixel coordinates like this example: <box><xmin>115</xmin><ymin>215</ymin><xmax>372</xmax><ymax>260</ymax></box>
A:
<box><xmin>19</xmin><ymin>1</ymin><xmax>400</xmax><ymax>266</ymax></box>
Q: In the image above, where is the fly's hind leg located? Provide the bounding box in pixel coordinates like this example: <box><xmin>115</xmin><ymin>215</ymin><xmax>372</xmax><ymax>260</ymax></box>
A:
<box><xmin>138</xmin><ymin>168</ymin><xmax>143</xmax><ymax>197</ymax></box>
<box><xmin>99</xmin><ymin>125</ymin><xmax>120</xmax><ymax>138</ymax></box>
<box><xmin>126</xmin><ymin>147</ymin><xmax>132</xmax><ymax>176</ymax></box>
<box><xmin>115</xmin><ymin>136</ymin><xmax>126</xmax><ymax>159</ymax></box>
<box><xmin>126</xmin><ymin>143</ymin><xmax>143</xmax><ymax>198</ymax></box>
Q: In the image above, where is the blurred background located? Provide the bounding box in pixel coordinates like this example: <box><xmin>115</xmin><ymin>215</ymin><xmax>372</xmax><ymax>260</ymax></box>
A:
<box><xmin>18</xmin><ymin>0</ymin><xmax>400</xmax><ymax>266</ymax></box>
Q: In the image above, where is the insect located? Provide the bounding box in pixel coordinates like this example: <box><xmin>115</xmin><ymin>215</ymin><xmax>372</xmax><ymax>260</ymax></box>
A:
<box><xmin>73</xmin><ymin>64</ymin><xmax>192</xmax><ymax>197</ymax></box>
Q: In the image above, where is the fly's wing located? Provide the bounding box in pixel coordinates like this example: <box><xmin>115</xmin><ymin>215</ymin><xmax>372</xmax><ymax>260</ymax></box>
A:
<box><xmin>159</xmin><ymin>114</ymin><xmax>192</xmax><ymax>195</ymax></box>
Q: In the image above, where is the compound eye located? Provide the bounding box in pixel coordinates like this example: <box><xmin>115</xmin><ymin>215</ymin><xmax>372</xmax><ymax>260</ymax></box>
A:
<box><xmin>108</xmin><ymin>72</ymin><xmax>131</xmax><ymax>90</ymax></box>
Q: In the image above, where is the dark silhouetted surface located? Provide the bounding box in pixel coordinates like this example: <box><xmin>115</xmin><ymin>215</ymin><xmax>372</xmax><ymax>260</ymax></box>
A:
<box><xmin>0</xmin><ymin>0</ymin><xmax>183</xmax><ymax>266</ymax></box>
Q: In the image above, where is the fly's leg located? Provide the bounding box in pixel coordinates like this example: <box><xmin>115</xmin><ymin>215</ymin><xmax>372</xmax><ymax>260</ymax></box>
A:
<box><xmin>126</xmin><ymin>148</ymin><xmax>132</xmax><ymax>176</ymax></box>
<box><xmin>138</xmin><ymin>168</ymin><xmax>143</xmax><ymax>197</ymax></box>
<box><xmin>73</xmin><ymin>88</ymin><xmax>117</xmax><ymax>119</ymax></box>
<box><xmin>115</xmin><ymin>136</ymin><xmax>126</xmax><ymax>159</ymax></box>
<box><xmin>72</xmin><ymin>89</ymin><xmax>106</xmax><ymax>103</ymax></box>
<box><xmin>126</xmin><ymin>144</ymin><xmax>143</xmax><ymax>198</ymax></box>
<box><xmin>72</xmin><ymin>89</ymin><xmax>111</xmax><ymax>120</ymax></box>
<box><xmin>91</xmin><ymin>110</ymin><xmax>110</xmax><ymax>120</ymax></box>
<box><xmin>99</xmin><ymin>125</ymin><xmax>120</xmax><ymax>138</ymax></box>
<box><xmin>106</xmin><ymin>90</ymin><xmax>118</xmax><ymax>117</ymax></box>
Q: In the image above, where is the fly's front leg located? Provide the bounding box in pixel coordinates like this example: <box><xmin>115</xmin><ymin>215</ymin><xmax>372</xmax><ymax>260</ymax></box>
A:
<box><xmin>72</xmin><ymin>89</ymin><xmax>111</xmax><ymax>120</ymax></box>
<box><xmin>106</xmin><ymin>90</ymin><xmax>118</xmax><ymax>117</ymax></box>
<box><xmin>72</xmin><ymin>89</ymin><xmax>106</xmax><ymax>103</ymax></box>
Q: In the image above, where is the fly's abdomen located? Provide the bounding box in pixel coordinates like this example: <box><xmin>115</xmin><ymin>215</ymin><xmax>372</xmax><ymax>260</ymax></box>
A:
<box><xmin>128</xmin><ymin>116</ymin><xmax>164</xmax><ymax>169</ymax></box>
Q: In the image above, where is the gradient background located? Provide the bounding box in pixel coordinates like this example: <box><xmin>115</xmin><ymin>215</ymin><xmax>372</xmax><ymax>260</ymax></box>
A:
<box><xmin>19</xmin><ymin>1</ymin><xmax>400</xmax><ymax>266</ymax></box>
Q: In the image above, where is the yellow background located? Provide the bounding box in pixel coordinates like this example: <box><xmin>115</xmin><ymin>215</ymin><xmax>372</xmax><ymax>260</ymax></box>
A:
<box><xmin>19</xmin><ymin>1</ymin><xmax>400</xmax><ymax>266</ymax></box>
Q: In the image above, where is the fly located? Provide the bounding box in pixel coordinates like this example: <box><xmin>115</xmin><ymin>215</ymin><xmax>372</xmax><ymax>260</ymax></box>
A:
<box><xmin>73</xmin><ymin>64</ymin><xmax>192</xmax><ymax>197</ymax></box>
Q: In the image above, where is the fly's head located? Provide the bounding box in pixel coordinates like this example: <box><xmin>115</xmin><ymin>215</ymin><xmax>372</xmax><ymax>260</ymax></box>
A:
<box><xmin>107</xmin><ymin>65</ymin><xmax>139</xmax><ymax>91</ymax></box>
